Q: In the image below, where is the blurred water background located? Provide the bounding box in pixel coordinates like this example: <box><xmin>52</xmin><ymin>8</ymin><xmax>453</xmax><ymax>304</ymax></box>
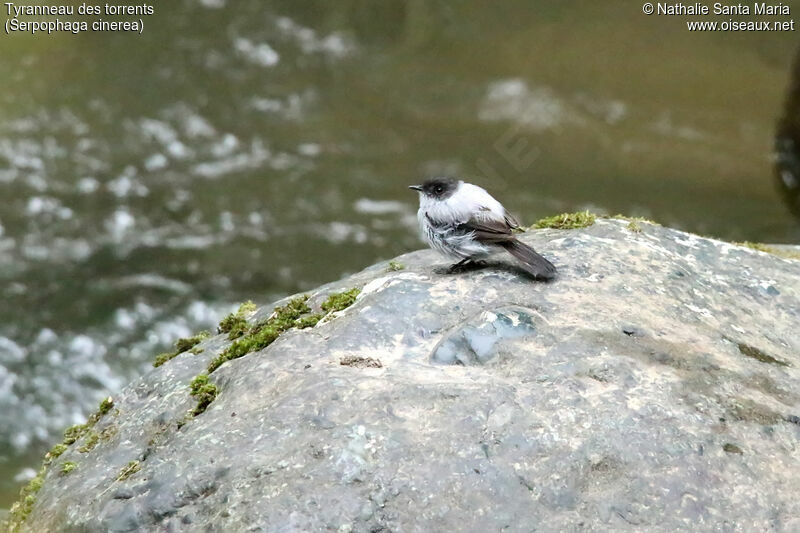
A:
<box><xmin>1</xmin><ymin>0</ymin><xmax>799</xmax><ymax>508</ymax></box>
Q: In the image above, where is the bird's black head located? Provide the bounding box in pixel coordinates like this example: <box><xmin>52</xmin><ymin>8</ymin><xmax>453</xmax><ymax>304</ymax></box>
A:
<box><xmin>409</xmin><ymin>177</ymin><xmax>459</xmax><ymax>200</ymax></box>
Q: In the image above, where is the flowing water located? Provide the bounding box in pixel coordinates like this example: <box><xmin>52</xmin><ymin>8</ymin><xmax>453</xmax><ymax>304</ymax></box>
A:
<box><xmin>1</xmin><ymin>0</ymin><xmax>799</xmax><ymax>508</ymax></box>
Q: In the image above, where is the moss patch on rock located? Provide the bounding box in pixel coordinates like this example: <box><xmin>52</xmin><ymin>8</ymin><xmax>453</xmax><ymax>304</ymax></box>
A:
<box><xmin>153</xmin><ymin>352</ymin><xmax>176</xmax><ymax>368</ymax></box>
<box><xmin>387</xmin><ymin>261</ymin><xmax>405</xmax><ymax>272</ymax></box>
<box><xmin>192</xmin><ymin>289</ymin><xmax>361</xmax><ymax>416</ymax></box>
<box><xmin>98</xmin><ymin>396</ymin><xmax>114</xmax><ymax>416</ymax></box>
<box><xmin>78</xmin><ymin>431</ymin><xmax>100</xmax><ymax>453</ymax></box>
<box><xmin>218</xmin><ymin>300</ymin><xmax>257</xmax><ymax>340</ymax></box>
<box><xmin>153</xmin><ymin>331</ymin><xmax>211</xmax><ymax>367</ymax></box>
<box><xmin>175</xmin><ymin>332</ymin><xmax>210</xmax><ymax>353</ymax></box>
<box><xmin>190</xmin><ymin>374</ymin><xmax>219</xmax><ymax>416</ymax></box>
<box><xmin>533</xmin><ymin>211</ymin><xmax>596</xmax><ymax>230</ymax></box>
<box><xmin>627</xmin><ymin>221</ymin><xmax>642</xmax><ymax>233</ymax></box>
<box><xmin>207</xmin><ymin>295</ymin><xmax>313</xmax><ymax>374</ymax></box>
<box><xmin>533</xmin><ymin>212</ymin><xmax>659</xmax><ymax>231</ymax></box>
<box><xmin>321</xmin><ymin>288</ymin><xmax>361</xmax><ymax>313</ymax></box>
<box><xmin>4</xmin><ymin>396</ymin><xmax>115</xmax><ymax>531</ymax></box>
<box><xmin>5</xmin><ymin>467</ymin><xmax>45</xmax><ymax>532</ymax></box>
<box><xmin>46</xmin><ymin>443</ymin><xmax>68</xmax><ymax>461</ymax></box>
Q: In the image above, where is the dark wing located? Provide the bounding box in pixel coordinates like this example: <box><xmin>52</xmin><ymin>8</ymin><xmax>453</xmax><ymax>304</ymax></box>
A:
<box><xmin>504</xmin><ymin>212</ymin><xmax>521</xmax><ymax>229</ymax></box>
<box><xmin>461</xmin><ymin>212</ymin><xmax>557</xmax><ymax>279</ymax></box>
<box><xmin>501</xmin><ymin>240</ymin><xmax>557</xmax><ymax>279</ymax></box>
<box><xmin>457</xmin><ymin>214</ymin><xmax>515</xmax><ymax>244</ymax></box>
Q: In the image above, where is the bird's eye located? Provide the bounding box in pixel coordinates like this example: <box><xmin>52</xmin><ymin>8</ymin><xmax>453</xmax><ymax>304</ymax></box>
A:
<box><xmin>435</xmin><ymin>186</ymin><xmax>443</xmax><ymax>194</ymax></box>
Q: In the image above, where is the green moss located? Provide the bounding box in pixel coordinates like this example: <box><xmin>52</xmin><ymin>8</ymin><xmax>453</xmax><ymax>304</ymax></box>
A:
<box><xmin>533</xmin><ymin>211</ymin><xmax>596</xmax><ymax>230</ymax></box>
<box><xmin>533</xmin><ymin>212</ymin><xmax>657</xmax><ymax>231</ymax></box>
<box><xmin>218</xmin><ymin>301</ymin><xmax>257</xmax><ymax>335</ymax></box>
<box><xmin>211</xmin><ymin>291</ymin><xmax>360</xmax><ymax>373</ymax></box>
<box><xmin>240</xmin><ymin>301</ymin><xmax>257</xmax><ymax>314</ymax></box>
<box><xmin>60</xmin><ymin>461</ymin><xmax>77</xmax><ymax>475</ymax></box>
<box><xmin>218</xmin><ymin>301</ymin><xmax>257</xmax><ymax>339</ymax></box>
<box><xmin>219</xmin><ymin>313</ymin><xmax>248</xmax><ymax>339</ymax></box>
<box><xmin>63</xmin><ymin>424</ymin><xmax>88</xmax><ymax>446</ymax></box>
<box><xmin>6</xmin><ymin>466</ymin><xmax>46</xmax><ymax>531</ymax></box>
<box><xmin>97</xmin><ymin>396</ymin><xmax>114</xmax><ymax>416</ymax></box>
<box><xmin>387</xmin><ymin>261</ymin><xmax>405</xmax><ymax>272</ymax></box>
<box><xmin>46</xmin><ymin>443</ymin><xmax>68</xmax><ymax>461</ymax></box>
<box><xmin>739</xmin><ymin>241</ymin><xmax>800</xmax><ymax>260</ymax></box>
<box><xmin>189</xmin><ymin>346</ymin><xmax>204</xmax><ymax>355</ymax></box>
<box><xmin>78</xmin><ymin>431</ymin><xmax>100</xmax><ymax>453</ymax></box>
<box><xmin>4</xmin><ymin>394</ymin><xmax>116</xmax><ymax>531</ymax></box>
<box><xmin>193</xmin><ymin>290</ymin><xmax>360</xmax><ymax>416</ymax></box>
<box><xmin>321</xmin><ymin>288</ymin><xmax>361</xmax><ymax>313</ymax></box>
<box><xmin>226</xmin><ymin>318</ymin><xmax>249</xmax><ymax>339</ymax></box>
<box><xmin>190</xmin><ymin>374</ymin><xmax>219</xmax><ymax>416</ymax></box>
<box><xmin>207</xmin><ymin>295</ymin><xmax>312</xmax><ymax>373</ymax></box>
<box><xmin>273</xmin><ymin>295</ymin><xmax>313</xmax><ymax>323</ymax></box>
<box><xmin>189</xmin><ymin>374</ymin><xmax>210</xmax><ymax>394</ymax></box>
<box><xmin>175</xmin><ymin>331</ymin><xmax>210</xmax><ymax>353</ymax></box>
<box><xmin>207</xmin><ymin>324</ymin><xmax>279</xmax><ymax>373</ymax></box>
<box><xmin>295</xmin><ymin>313</ymin><xmax>324</xmax><ymax>329</ymax></box>
<box><xmin>153</xmin><ymin>352</ymin><xmax>177</xmax><ymax>368</ymax></box>
<box><xmin>154</xmin><ymin>331</ymin><xmax>210</xmax><ymax>367</ymax></box>
<box><xmin>63</xmin><ymin>398</ymin><xmax>114</xmax><ymax>445</ymax></box>
<box><xmin>117</xmin><ymin>460</ymin><xmax>141</xmax><ymax>481</ymax></box>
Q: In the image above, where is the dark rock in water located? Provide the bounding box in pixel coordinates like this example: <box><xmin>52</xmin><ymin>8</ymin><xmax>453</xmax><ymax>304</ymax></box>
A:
<box><xmin>16</xmin><ymin>220</ymin><xmax>800</xmax><ymax>532</ymax></box>
<box><xmin>776</xmin><ymin>46</ymin><xmax>800</xmax><ymax>220</ymax></box>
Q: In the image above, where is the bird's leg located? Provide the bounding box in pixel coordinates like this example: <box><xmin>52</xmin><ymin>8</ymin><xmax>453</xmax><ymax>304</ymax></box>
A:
<box><xmin>446</xmin><ymin>258</ymin><xmax>475</xmax><ymax>273</ymax></box>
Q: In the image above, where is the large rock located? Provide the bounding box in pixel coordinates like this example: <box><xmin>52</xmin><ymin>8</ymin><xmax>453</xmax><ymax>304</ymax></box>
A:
<box><xmin>17</xmin><ymin>219</ymin><xmax>800</xmax><ymax>532</ymax></box>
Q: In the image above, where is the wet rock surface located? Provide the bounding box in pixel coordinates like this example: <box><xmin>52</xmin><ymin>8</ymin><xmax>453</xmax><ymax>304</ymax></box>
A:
<box><xmin>21</xmin><ymin>220</ymin><xmax>800</xmax><ymax>532</ymax></box>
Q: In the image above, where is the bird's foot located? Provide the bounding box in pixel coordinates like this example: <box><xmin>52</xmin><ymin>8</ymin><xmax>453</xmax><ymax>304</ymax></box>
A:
<box><xmin>444</xmin><ymin>259</ymin><xmax>486</xmax><ymax>274</ymax></box>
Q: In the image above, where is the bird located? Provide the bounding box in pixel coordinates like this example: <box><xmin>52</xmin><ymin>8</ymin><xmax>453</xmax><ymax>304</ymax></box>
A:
<box><xmin>409</xmin><ymin>177</ymin><xmax>556</xmax><ymax>280</ymax></box>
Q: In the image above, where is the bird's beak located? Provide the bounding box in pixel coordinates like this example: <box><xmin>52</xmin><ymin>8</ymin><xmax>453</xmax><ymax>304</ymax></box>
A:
<box><xmin>408</xmin><ymin>185</ymin><xmax>422</xmax><ymax>192</ymax></box>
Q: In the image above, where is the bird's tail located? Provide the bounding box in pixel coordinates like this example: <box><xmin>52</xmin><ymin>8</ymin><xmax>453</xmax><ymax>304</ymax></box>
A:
<box><xmin>500</xmin><ymin>239</ymin><xmax>557</xmax><ymax>280</ymax></box>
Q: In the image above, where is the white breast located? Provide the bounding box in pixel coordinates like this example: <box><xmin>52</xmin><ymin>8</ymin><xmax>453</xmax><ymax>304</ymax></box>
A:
<box><xmin>415</xmin><ymin>181</ymin><xmax>506</xmax><ymax>259</ymax></box>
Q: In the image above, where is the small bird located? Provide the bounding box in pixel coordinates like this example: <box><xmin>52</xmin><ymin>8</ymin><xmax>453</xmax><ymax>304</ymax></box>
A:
<box><xmin>409</xmin><ymin>177</ymin><xmax>556</xmax><ymax>279</ymax></box>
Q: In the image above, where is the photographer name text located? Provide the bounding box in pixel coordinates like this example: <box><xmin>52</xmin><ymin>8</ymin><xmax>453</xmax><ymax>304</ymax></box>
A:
<box><xmin>657</xmin><ymin>3</ymin><xmax>789</xmax><ymax>15</ymax></box>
